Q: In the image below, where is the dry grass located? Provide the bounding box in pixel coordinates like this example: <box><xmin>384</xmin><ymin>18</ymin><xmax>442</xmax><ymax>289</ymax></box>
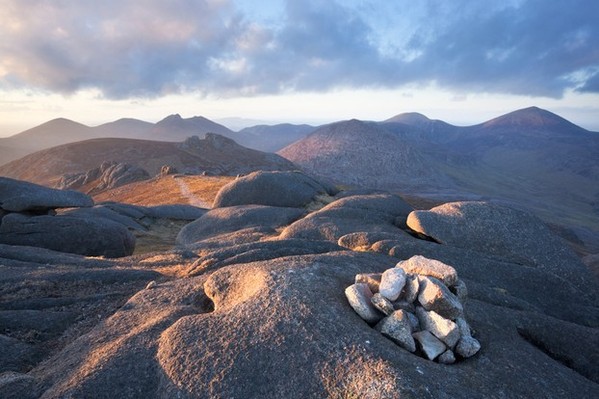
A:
<box><xmin>93</xmin><ymin>175</ymin><xmax>234</xmax><ymax>207</ymax></box>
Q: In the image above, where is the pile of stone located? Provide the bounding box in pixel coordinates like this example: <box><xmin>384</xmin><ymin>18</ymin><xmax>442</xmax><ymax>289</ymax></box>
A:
<box><xmin>345</xmin><ymin>255</ymin><xmax>480</xmax><ymax>364</ymax></box>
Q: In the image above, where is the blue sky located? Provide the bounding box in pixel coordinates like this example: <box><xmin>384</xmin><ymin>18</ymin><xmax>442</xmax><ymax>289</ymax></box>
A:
<box><xmin>1</xmin><ymin>0</ymin><xmax>598</xmax><ymax>135</ymax></box>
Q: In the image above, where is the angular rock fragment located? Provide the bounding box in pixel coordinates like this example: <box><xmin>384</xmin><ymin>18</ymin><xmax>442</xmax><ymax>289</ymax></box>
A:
<box><xmin>375</xmin><ymin>310</ymin><xmax>416</xmax><ymax>352</ymax></box>
<box><xmin>450</xmin><ymin>279</ymin><xmax>468</xmax><ymax>301</ymax></box>
<box><xmin>392</xmin><ymin>300</ymin><xmax>416</xmax><ymax>313</ymax></box>
<box><xmin>438</xmin><ymin>350</ymin><xmax>456</xmax><ymax>365</ymax></box>
<box><xmin>418</xmin><ymin>276</ymin><xmax>464</xmax><ymax>320</ymax></box>
<box><xmin>416</xmin><ymin>307</ymin><xmax>460</xmax><ymax>348</ymax></box>
<box><xmin>355</xmin><ymin>273</ymin><xmax>381</xmax><ymax>294</ymax></box>
<box><xmin>371</xmin><ymin>293</ymin><xmax>394</xmax><ymax>316</ymax></box>
<box><xmin>379</xmin><ymin>268</ymin><xmax>406</xmax><ymax>301</ymax></box>
<box><xmin>401</xmin><ymin>274</ymin><xmax>419</xmax><ymax>303</ymax></box>
<box><xmin>397</xmin><ymin>255</ymin><xmax>458</xmax><ymax>286</ymax></box>
<box><xmin>406</xmin><ymin>311</ymin><xmax>420</xmax><ymax>332</ymax></box>
<box><xmin>413</xmin><ymin>330</ymin><xmax>446</xmax><ymax>360</ymax></box>
<box><xmin>345</xmin><ymin>283</ymin><xmax>383</xmax><ymax>324</ymax></box>
<box><xmin>455</xmin><ymin>317</ymin><xmax>472</xmax><ymax>338</ymax></box>
<box><xmin>456</xmin><ymin>336</ymin><xmax>481</xmax><ymax>358</ymax></box>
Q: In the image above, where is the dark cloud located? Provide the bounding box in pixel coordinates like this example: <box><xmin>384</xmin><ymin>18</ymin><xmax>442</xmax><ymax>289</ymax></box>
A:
<box><xmin>0</xmin><ymin>0</ymin><xmax>598</xmax><ymax>98</ymax></box>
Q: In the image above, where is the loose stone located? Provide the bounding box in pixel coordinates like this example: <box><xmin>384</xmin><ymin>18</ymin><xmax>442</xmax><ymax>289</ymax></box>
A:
<box><xmin>375</xmin><ymin>310</ymin><xmax>416</xmax><ymax>352</ymax></box>
<box><xmin>413</xmin><ymin>330</ymin><xmax>446</xmax><ymax>360</ymax></box>
<box><xmin>438</xmin><ymin>350</ymin><xmax>456</xmax><ymax>364</ymax></box>
<box><xmin>371</xmin><ymin>293</ymin><xmax>395</xmax><ymax>316</ymax></box>
<box><xmin>379</xmin><ymin>268</ymin><xmax>407</xmax><ymax>301</ymax></box>
<box><xmin>456</xmin><ymin>336</ymin><xmax>481</xmax><ymax>358</ymax></box>
<box><xmin>416</xmin><ymin>307</ymin><xmax>460</xmax><ymax>348</ymax></box>
<box><xmin>450</xmin><ymin>279</ymin><xmax>468</xmax><ymax>301</ymax></box>
<box><xmin>345</xmin><ymin>283</ymin><xmax>383</xmax><ymax>324</ymax></box>
<box><xmin>355</xmin><ymin>273</ymin><xmax>382</xmax><ymax>294</ymax></box>
<box><xmin>401</xmin><ymin>274</ymin><xmax>420</xmax><ymax>303</ymax></box>
<box><xmin>418</xmin><ymin>276</ymin><xmax>464</xmax><ymax>320</ymax></box>
<box><xmin>397</xmin><ymin>255</ymin><xmax>458</xmax><ymax>286</ymax></box>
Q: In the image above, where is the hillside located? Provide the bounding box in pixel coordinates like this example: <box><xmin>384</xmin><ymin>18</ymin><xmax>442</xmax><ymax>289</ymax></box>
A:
<box><xmin>279</xmin><ymin>119</ymin><xmax>457</xmax><ymax>192</ymax></box>
<box><xmin>236</xmin><ymin>123</ymin><xmax>316</xmax><ymax>152</ymax></box>
<box><xmin>0</xmin><ymin>134</ymin><xmax>295</xmax><ymax>187</ymax></box>
<box><xmin>279</xmin><ymin>107</ymin><xmax>599</xmax><ymax>235</ymax></box>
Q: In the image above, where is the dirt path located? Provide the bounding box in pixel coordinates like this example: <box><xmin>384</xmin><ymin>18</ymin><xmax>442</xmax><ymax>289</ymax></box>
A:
<box><xmin>175</xmin><ymin>178</ymin><xmax>212</xmax><ymax>208</ymax></box>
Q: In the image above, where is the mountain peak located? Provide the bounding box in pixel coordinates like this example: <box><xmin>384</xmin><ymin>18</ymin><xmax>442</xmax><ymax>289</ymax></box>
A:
<box><xmin>482</xmin><ymin>107</ymin><xmax>584</xmax><ymax>131</ymax></box>
<box><xmin>157</xmin><ymin>114</ymin><xmax>183</xmax><ymax>124</ymax></box>
<box><xmin>384</xmin><ymin>112</ymin><xmax>431</xmax><ymax>125</ymax></box>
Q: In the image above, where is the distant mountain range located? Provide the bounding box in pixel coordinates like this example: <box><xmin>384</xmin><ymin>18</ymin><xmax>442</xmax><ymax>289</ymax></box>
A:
<box><xmin>0</xmin><ymin>114</ymin><xmax>314</xmax><ymax>165</ymax></box>
<box><xmin>279</xmin><ymin>107</ymin><xmax>599</xmax><ymax>237</ymax></box>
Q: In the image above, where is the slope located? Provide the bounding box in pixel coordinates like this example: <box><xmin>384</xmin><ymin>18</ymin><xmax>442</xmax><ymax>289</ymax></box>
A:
<box><xmin>0</xmin><ymin>134</ymin><xmax>296</xmax><ymax>187</ymax></box>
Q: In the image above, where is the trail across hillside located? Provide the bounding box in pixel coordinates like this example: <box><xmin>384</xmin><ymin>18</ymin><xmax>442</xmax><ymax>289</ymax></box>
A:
<box><xmin>175</xmin><ymin>177</ymin><xmax>212</xmax><ymax>208</ymax></box>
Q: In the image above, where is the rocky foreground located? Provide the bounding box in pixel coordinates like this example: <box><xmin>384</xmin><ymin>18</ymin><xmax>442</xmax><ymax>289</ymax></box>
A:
<box><xmin>1</xmin><ymin>172</ymin><xmax>598</xmax><ymax>398</ymax></box>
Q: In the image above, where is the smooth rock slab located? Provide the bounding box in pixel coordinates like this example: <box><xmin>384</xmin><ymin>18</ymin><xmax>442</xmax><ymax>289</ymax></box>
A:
<box><xmin>416</xmin><ymin>307</ymin><xmax>460</xmax><ymax>348</ymax></box>
<box><xmin>379</xmin><ymin>268</ymin><xmax>406</xmax><ymax>301</ymax></box>
<box><xmin>456</xmin><ymin>336</ymin><xmax>481</xmax><ymax>358</ymax></box>
<box><xmin>413</xmin><ymin>330</ymin><xmax>446</xmax><ymax>360</ymax></box>
<box><xmin>371</xmin><ymin>293</ymin><xmax>394</xmax><ymax>316</ymax></box>
<box><xmin>375</xmin><ymin>310</ymin><xmax>416</xmax><ymax>352</ymax></box>
<box><xmin>397</xmin><ymin>255</ymin><xmax>458</xmax><ymax>286</ymax></box>
<box><xmin>418</xmin><ymin>276</ymin><xmax>464</xmax><ymax>320</ymax></box>
<box><xmin>345</xmin><ymin>283</ymin><xmax>382</xmax><ymax>324</ymax></box>
<box><xmin>0</xmin><ymin>213</ymin><xmax>135</xmax><ymax>258</ymax></box>
<box><xmin>0</xmin><ymin>177</ymin><xmax>93</xmax><ymax>212</ymax></box>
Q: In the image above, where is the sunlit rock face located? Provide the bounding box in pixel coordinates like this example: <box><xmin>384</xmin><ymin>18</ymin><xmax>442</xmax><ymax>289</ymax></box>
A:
<box><xmin>1</xmin><ymin>172</ymin><xmax>598</xmax><ymax>398</ymax></box>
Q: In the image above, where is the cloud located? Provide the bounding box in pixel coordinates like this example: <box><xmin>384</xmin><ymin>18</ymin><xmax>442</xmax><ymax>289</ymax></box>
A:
<box><xmin>0</xmin><ymin>0</ymin><xmax>598</xmax><ymax>98</ymax></box>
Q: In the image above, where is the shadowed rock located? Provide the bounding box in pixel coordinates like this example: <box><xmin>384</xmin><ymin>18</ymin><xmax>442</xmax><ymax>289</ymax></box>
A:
<box><xmin>0</xmin><ymin>213</ymin><xmax>135</xmax><ymax>257</ymax></box>
<box><xmin>407</xmin><ymin>201</ymin><xmax>598</xmax><ymax>295</ymax></box>
<box><xmin>0</xmin><ymin>177</ymin><xmax>93</xmax><ymax>212</ymax></box>
<box><xmin>176</xmin><ymin>205</ymin><xmax>305</xmax><ymax>246</ymax></box>
<box><xmin>213</xmin><ymin>170</ymin><xmax>336</xmax><ymax>208</ymax></box>
<box><xmin>145</xmin><ymin>204</ymin><xmax>207</xmax><ymax>220</ymax></box>
<box><xmin>375</xmin><ymin>310</ymin><xmax>416</xmax><ymax>352</ymax></box>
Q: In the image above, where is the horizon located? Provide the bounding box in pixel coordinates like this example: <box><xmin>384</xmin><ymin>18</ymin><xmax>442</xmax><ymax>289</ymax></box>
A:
<box><xmin>1</xmin><ymin>0</ymin><xmax>599</xmax><ymax>137</ymax></box>
<box><xmin>2</xmin><ymin>103</ymin><xmax>599</xmax><ymax>139</ymax></box>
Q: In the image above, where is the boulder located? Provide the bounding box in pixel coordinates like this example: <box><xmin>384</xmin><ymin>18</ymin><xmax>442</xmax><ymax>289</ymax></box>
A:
<box><xmin>176</xmin><ymin>205</ymin><xmax>304</xmax><ymax>246</ymax></box>
<box><xmin>407</xmin><ymin>201</ymin><xmax>598</xmax><ymax>295</ymax></box>
<box><xmin>397</xmin><ymin>255</ymin><xmax>458</xmax><ymax>286</ymax></box>
<box><xmin>417</xmin><ymin>276</ymin><xmax>464</xmax><ymax>320</ymax></box>
<box><xmin>94</xmin><ymin>162</ymin><xmax>150</xmax><ymax>191</ymax></box>
<box><xmin>375</xmin><ymin>310</ymin><xmax>416</xmax><ymax>352</ymax></box>
<box><xmin>213</xmin><ymin>170</ymin><xmax>335</xmax><ymax>208</ymax></box>
<box><xmin>0</xmin><ymin>335</ymin><xmax>41</xmax><ymax>373</ymax></box>
<box><xmin>0</xmin><ymin>177</ymin><xmax>93</xmax><ymax>212</ymax></box>
<box><xmin>0</xmin><ymin>213</ymin><xmax>135</xmax><ymax>257</ymax></box>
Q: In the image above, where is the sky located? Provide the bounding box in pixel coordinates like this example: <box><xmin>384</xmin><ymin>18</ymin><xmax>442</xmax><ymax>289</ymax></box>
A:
<box><xmin>1</xmin><ymin>0</ymin><xmax>598</xmax><ymax>136</ymax></box>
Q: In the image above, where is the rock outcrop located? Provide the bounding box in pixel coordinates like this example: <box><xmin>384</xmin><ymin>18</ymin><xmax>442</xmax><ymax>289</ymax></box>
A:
<box><xmin>212</xmin><ymin>170</ymin><xmax>336</xmax><ymax>208</ymax></box>
<box><xmin>0</xmin><ymin>177</ymin><xmax>93</xmax><ymax>212</ymax></box>
<box><xmin>1</xmin><ymin>172</ymin><xmax>598</xmax><ymax>398</ymax></box>
<box><xmin>57</xmin><ymin>161</ymin><xmax>150</xmax><ymax>193</ymax></box>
